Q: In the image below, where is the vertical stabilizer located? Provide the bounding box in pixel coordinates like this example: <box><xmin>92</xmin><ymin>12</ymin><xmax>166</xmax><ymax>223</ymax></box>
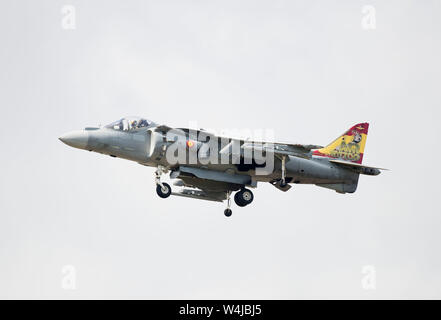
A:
<box><xmin>312</xmin><ymin>123</ymin><xmax>369</xmax><ymax>164</ymax></box>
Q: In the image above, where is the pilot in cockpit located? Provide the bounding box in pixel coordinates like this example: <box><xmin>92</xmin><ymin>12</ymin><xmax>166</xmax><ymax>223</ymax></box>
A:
<box><xmin>138</xmin><ymin>119</ymin><xmax>148</xmax><ymax>128</ymax></box>
<box><xmin>105</xmin><ymin>117</ymin><xmax>151</xmax><ymax>131</ymax></box>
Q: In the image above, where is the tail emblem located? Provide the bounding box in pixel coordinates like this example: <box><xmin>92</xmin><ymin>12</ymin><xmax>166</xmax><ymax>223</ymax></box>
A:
<box><xmin>313</xmin><ymin>123</ymin><xmax>369</xmax><ymax>164</ymax></box>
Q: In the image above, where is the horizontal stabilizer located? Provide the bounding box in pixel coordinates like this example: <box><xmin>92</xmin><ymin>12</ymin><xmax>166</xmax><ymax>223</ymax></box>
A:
<box><xmin>329</xmin><ymin>159</ymin><xmax>388</xmax><ymax>176</ymax></box>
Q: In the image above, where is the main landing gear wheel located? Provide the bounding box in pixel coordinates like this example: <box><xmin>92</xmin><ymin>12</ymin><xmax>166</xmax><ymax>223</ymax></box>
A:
<box><xmin>156</xmin><ymin>182</ymin><xmax>171</xmax><ymax>198</ymax></box>
<box><xmin>234</xmin><ymin>188</ymin><xmax>254</xmax><ymax>207</ymax></box>
<box><xmin>224</xmin><ymin>209</ymin><xmax>232</xmax><ymax>217</ymax></box>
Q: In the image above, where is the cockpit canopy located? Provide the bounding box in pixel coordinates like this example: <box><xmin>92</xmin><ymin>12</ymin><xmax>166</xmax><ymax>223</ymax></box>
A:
<box><xmin>105</xmin><ymin>117</ymin><xmax>154</xmax><ymax>131</ymax></box>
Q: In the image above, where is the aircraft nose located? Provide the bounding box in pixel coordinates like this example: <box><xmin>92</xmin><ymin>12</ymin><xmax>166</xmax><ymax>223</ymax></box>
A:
<box><xmin>59</xmin><ymin>130</ymin><xmax>89</xmax><ymax>149</ymax></box>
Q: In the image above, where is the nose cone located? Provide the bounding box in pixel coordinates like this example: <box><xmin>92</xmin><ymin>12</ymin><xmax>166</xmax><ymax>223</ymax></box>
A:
<box><xmin>59</xmin><ymin>130</ymin><xmax>89</xmax><ymax>149</ymax></box>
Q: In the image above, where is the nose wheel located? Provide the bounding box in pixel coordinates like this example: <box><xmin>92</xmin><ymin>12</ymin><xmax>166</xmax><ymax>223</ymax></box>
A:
<box><xmin>156</xmin><ymin>182</ymin><xmax>171</xmax><ymax>198</ymax></box>
<box><xmin>155</xmin><ymin>166</ymin><xmax>171</xmax><ymax>198</ymax></box>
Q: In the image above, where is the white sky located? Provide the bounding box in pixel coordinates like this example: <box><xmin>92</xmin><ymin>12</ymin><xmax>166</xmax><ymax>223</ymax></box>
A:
<box><xmin>1</xmin><ymin>0</ymin><xmax>440</xmax><ymax>299</ymax></box>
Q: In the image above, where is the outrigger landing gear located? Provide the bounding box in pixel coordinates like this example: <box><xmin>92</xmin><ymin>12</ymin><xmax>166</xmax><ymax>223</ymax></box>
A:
<box><xmin>280</xmin><ymin>156</ymin><xmax>287</xmax><ymax>187</ymax></box>
<box><xmin>224</xmin><ymin>191</ymin><xmax>232</xmax><ymax>217</ymax></box>
<box><xmin>155</xmin><ymin>166</ymin><xmax>171</xmax><ymax>198</ymax></box>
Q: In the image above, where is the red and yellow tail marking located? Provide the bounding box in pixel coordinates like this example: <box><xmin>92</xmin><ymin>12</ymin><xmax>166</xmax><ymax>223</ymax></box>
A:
<box><xmin>312</xmin><ymin>123</ymin><xmax>369</xmax><ymax>164</ymax></box>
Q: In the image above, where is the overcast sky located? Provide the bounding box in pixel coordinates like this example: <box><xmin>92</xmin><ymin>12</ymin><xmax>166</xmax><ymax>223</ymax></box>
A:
<box><xmin>1</xmin><ymin>0</ymin><xmax>441</xmax><ymax>299</ymax></box>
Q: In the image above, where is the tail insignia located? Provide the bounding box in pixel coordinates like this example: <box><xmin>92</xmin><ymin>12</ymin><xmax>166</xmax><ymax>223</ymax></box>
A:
<box><xmin>312</xmin><ymin>123</ymin><xmax>369</xmax><ymax>164</ymax></box>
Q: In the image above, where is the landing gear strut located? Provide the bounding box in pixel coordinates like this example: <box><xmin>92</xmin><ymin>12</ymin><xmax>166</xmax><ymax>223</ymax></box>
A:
<box><xmin>155</xmin><ymin>166</ymin><xmax>171</xmax><ymax>198</ymax></box>
<box><xmin>280</xmin><ymin>156</ymin><xmax>287</xmax><ymax>187</ymax></box>
<box><xmin>224</xmin><ymin>191</ymin><xmax>232</xmax><ymax>217</ymax></box>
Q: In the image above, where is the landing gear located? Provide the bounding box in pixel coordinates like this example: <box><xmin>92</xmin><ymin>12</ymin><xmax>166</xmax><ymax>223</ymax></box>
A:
<box><xmin>156</xmin><ymin>182</ymin><xmax>171</xmax><ymax>198</ymax></box>
<box><xmin>155</xmin><ymin>166</ymin><xmax>171</xmax><ymax>198</ymax></box>
<box><xmin>280</xmin><ymin>155</ymin><xmax>287</xmax><ymax>187</ymax></box>
<box><xmin>224</xmin><ymin>191</ymin><xmax>232</xmax><ymax>217</ymax></box>
<box><xmin>234</xmin><ymin>188</ymin><xmax>254</xmax><ymax>207</ymax></box>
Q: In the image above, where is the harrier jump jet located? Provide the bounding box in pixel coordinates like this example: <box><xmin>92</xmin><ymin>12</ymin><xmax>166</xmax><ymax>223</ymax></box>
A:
<box><xmin>59</xmin><ymin>118</ymin><xmax>385</xmax><ymax>217</ymax></box>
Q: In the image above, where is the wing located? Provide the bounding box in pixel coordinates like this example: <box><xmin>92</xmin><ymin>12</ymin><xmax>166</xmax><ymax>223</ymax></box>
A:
<box><xmin>158</xmin><ymin>126</ymin><xmax>322</xmax><ymax>158</ymax></box>
<box><xmin>241</xmin><ymin>142</ymin><xmax>322</xmax><ymax>158</ymax></box>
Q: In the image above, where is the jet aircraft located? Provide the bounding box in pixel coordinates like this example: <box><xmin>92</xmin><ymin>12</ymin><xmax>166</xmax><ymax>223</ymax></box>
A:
<box><xmin>59</xmin><ymin>118</ymin><xmax>385</xmax><ymax>217</ymax></box>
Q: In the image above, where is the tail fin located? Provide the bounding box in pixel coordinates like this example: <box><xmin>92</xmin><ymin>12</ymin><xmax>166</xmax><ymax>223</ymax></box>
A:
<box><xmin>312</xmin><ymin>123</ymin><xmax>369</xmax><ymax>164</ymax></box>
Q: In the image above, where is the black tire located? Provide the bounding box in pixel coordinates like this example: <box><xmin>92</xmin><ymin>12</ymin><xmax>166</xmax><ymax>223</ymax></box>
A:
<box><xmin>234</xmin><ymin>192</ymin><xmax>246</xmax><ymax>207</ymax></box>
<box><xmin>224</xmin><ymin>209</ymin><xmax>232</xmax><ymax>217</ymax></box>
<box><xmin>234</xmin><ymin>192</ymin><xmax>245</xmax><ymax>207</ymax></box>
<box><xmin>156</xmin><ymin>183</ymin><xmax>171</xmax><ymax>198</ymax></box>
<box><xmin>234</xmin><ymin>188</ymin><xmax>254</xmax><ymax>207</ymax></box>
